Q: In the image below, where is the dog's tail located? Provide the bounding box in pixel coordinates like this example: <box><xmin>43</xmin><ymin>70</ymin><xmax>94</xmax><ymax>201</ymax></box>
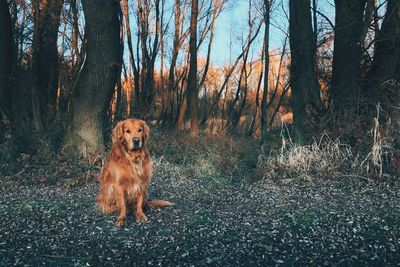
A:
<box><xmin>148</xmin><ymin>199</ymin><xmax>175</xmax><ymax>209</ymax></box>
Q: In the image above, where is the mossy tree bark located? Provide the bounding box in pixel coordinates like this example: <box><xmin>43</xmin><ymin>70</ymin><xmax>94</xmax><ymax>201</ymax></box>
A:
<box><xmin>63</xmin><ymin>0</ymin><xmax>122</xmax><ymax>157</ymax></box>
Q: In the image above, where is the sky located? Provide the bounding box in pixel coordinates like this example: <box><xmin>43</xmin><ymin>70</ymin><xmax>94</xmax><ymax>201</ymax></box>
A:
<box><xmin>209</xmin><ymin>0</ymin><xmax>336</xmax><ymax>66</ymax></box>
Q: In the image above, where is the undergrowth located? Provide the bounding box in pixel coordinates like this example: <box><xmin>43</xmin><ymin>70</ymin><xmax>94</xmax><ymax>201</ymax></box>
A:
<box><xmin>1</xmin><ymin>128</ymin><xmax>260</xmax><ymax>187</ymax></box>
<box><xmin>1</xmin><ymin>116</ymin><xmax>398</xmax><ymax>186</ymax></box>
<box><xmin>256</xmin><ymin>115</ymin><xmax>399</xmax><ymax>183</ymax></box>
<box><xmin>257</xmin><ymin>133</ymin><xmax>360</xmax><ymax>182</ymax></box>
<box><xmin>149</xmin><ymin>129</ymin><xmax>259</xmax><ymax>185</ymax></box>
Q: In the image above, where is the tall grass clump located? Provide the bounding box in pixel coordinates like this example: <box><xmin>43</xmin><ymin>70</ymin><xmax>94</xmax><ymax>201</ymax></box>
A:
<box><xmin>361</xmin><ymin>103</ymin><xmax>396</xmax><ymax>178</ymax></box>
<box><xmin>258</xmin><ymin>131</ymin><xmax>355</xmax><ymax>181</ymax></box>
<box><xmin>257</xmin><ymin>108</ymin><xmax>399</xmax><ymax>183</ymax></box>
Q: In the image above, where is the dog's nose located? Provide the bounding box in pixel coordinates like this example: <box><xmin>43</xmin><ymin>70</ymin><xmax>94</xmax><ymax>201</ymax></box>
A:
<box><xmin>133</xmin><ymin>138</ymin><xmax>140</xmax><ymax>146</ymax></box>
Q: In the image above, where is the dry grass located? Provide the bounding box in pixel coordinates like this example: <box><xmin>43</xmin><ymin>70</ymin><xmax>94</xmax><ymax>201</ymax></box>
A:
<box><xmin>360</xmin><ymin>104</ymin><xmax>397</xmax><ymax>178</ymax></box>
<box><xmin>256</xmin><ymin>120</ymin><xmax>399</xmax><ymax>183</ymax></box>
<box><xmin>257</xmin><ymin>129</ymin><xmax>357</xmax><ymax>182</ymax></box>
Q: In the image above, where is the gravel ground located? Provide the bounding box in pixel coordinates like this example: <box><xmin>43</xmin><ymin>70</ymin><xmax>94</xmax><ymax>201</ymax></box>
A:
<box><xmin>1</xmin><ymin>160</ymin><xmax>399</xmax><ymax>266</ymax></box>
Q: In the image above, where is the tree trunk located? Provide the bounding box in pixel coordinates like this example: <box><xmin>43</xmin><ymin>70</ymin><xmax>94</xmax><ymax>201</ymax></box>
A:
<box><xmin>229</xmin><ymin>45</ymin><xmax>251</xmax><ymax>124</ymax></box>
<box><xmin>145</xmin><ymin>0</ymin><xmax>160</xmax><ymax>115</ymax></box>
<box><xmin>59</xmin><ymin>0</ymin><xmax>84</xmax><ymax>116</ymax></box>
<box><xmin>176</xmin><ymin>54</ymin><xmax>190</xmax><ymax>130</ymax></box>
<box><xmin>114</xmin><ymin>2</ymin><xmax>125</xmax><ymax>122</ymax></box>
<box><xmin>331</xmin><ymin>0</ymin><xmax>367</xmax><ymax>115</ymax></box>
<box><xmin>14</xmin><ymin>0</ymin><xmax>27</xmax><ymax>66</ymax></box>
<box><xmin>289</xmin><ymin>0</ymin><xmax>321</xmax><ymax>144</ymax></box>
<box><xmin>249</xmin><ymin>43</ymin><xmax>265</xmax><ymax>137</ymax></box>
<box><xmin>63</xmin><ymin>0</ymin><xmax>122</xmax><ymax>157</ymax></box>
<box><xmin>138</xmin><ymin>0</ymin><xmax>149</xmax><ymax>114</ymax></box>
<box><xmin>187</xmin><ymin>0</ymin><xmax>199</xmax><ymax>134</ymax></box>
<box><xmin>260</xmin><ymin>0</ymin><xmax>271</xmax><ymax>142</ymax></box>
<box><xmin>0</xmin><ymin>0</ymin><xmax>15</xmax><ymax>155</ymax></box>
<box><xmin>366</xmin><ymin>0</ymin><xmax>400</xmax><ymax>123</ymax></box>
<box><xmin>229</xmin><ymin>61</ymin><xmax>251</xmax><ymax>133</ymax></box>
<box><xmin>366</xmin><ymin>0</ymin><xmax>400</xmax><ymax>89</ymax></box>
<box><xmin>162</xmin><ymin>0</ymin><xmax>181</xmax><ymax>125</ymax></box>
<box><xmin>197</xmin><ymin>0</ymin><xmax>219</xmax><ymax>91</ymax></box>
<box><xmin>360</xmin><ymin>0</ymin><xmax>375</xmax><ymax>48</ymax></box>
<box><xmin>159</xmin><ymin>0</ymin><xmax>166</xmax><ymax>119</ymax></box>
<box><xmin>0</xmin><ymin>0</ymin><xmax>15</xmax><ymax>119</ymax></box>
<box><xmin>176</xmin><ymin>94</ymin><xmax>188</xmax><ymax>130</ymax></box>
<box><xmin>121</xmin><ymin>0</ymin><xmax>140</xmax><ymax>116</ymax></box>
<box><xmin>138</xmin><ymin>0</ymin><xmax>160</xmax><ymax>116</ymax></box>
<box><xmin>31</xmin><ymin>0</ymin><xmax>64</xmax><ymax>131</ymax></box>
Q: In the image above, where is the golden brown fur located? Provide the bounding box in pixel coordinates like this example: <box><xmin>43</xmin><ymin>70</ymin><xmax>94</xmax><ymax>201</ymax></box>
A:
<box><xmin>96</xmin><ymin>119</ymin><xmax>173</xmax><ymax>227</ymax></box>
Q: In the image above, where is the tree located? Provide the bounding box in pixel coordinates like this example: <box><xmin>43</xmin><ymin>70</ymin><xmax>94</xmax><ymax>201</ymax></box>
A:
<box><xmin>366</xmin><ymin>0</ymin><xmax>400</xmax><ymax>123</ymax></box>
<box><xmin>0</xmin><ymin>0</ymin><xmax>15</xmax><ymax>120</ymax></box>
<box><xmin>331</xmin><ymin>0</ymin><xmax>368</xmax><ymax>115</ymax></box>
<box><xmin>227</xmin><ymin>0</ymin><xmax>256</xmax><ymax>132</ymax></box>
<box><xmin>59</xmin><ymin>0</ymin><xmax>86</xmax><ymax>116</ymax></box>
<box><xmin>121</xmin><ymin>0</ymin><xmax>140</xmax><ymax>115</ymax></box>
<box><xmin>31</xmin><ymin>0</ymin><xmax>64</xmax><ymax>131</ymax></box>
<box><xmin>289</xmin><ymin>0</ymin><xmax>321</xmax><ymax>144</ymax></box>
<box><xmin>197</xmin><ymin>0</ymin><xmax>220</xmax><ymax>92</ymax></box>
<box><xmin>63</xmin><ymin>0</ymin><xmax>122</xmax><ymax>156</ymax></box>
<box><xmin>260</xmin><ymin>0</ymin><xmax>271</xmax><ymax>142</ymax></box>
<box><xmin>366</xmin><ymin>0</ymin><xmax>400</xmax><ymax>91</ymax></box>
<box><xmin>0</xmin><ymin>0</ymin><xmax>16</xmax><ymax>156</ymax></box>
<box><xmin>138</xmin><ymin>0</ymin><xmax>161</xmax><ymax>115</ymax></box>
<box><xmin>161</xmin><ymin>0</ymin><xmax>183</xmax><ymax>125</ymax></box>
<box><xmin>186</xmin><ymin>0</ymin><xmax>200</xmax><ymax>133</ymax></box>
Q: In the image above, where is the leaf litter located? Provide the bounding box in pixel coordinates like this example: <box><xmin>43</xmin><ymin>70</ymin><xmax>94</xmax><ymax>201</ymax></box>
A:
<box><xmin>1</xmin><ymin>159</ymin><xmax>399</xmax><ymax>266</ymax></box>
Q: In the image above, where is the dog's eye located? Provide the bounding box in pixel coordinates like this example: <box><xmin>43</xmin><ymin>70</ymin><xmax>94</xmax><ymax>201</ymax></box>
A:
<box><xmin>126</xmin><ymin>130</ymin><xmax>131</xmax><ymax>134</ymax></box>
<box><xmin>138</xmin><ymin>128</ymin><xmax>143</xmax><ymax>133</ymax></box>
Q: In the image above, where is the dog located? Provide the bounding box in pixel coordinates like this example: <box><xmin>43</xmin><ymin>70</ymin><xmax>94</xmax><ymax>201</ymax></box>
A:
<box><xmin>96</xmin><ymin>118</ymin><xmax>174</xmax><ymax>227</ymax></box>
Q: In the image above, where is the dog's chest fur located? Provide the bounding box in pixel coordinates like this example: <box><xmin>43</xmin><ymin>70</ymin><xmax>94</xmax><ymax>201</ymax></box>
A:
<box><xmin>125</xmin><ymin>150</ymin><xmax>148</xmax><ymax>181</ymax></box>
<box><xmin>130</xmin><ymin>156</ymin><xmax>144</xmax><ymax>176</ymax></box>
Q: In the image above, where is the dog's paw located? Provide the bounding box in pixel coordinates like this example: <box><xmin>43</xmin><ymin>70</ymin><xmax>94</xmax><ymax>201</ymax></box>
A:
<box><xmin>116</xmin><ymin>217</ymin><xmax>126</xmax><ymax>227</ymax></box>
<box><xmin>135</xmin><ymin>212</ymin><xmax>148</xmax><ymax>223</ymax></box>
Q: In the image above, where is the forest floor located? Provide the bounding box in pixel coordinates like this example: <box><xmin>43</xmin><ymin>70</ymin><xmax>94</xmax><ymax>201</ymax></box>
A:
<box><xmin>0</xmin><ymin>131</ymin><xmax>399</xmax><ymax>266</ymax></box>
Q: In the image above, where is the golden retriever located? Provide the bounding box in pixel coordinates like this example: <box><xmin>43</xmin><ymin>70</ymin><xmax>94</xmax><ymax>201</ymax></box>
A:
<box><xmin>96</xmin><ymin>119</ymin><xmax>173</xmax><ymax>227</ymax></box>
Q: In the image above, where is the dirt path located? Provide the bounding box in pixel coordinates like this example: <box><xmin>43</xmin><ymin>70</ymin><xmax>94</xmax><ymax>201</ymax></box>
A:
<box><xmin>1</xmin><ymin>164</ymin><xmax>399</xmax><ymax>266</ymax></box>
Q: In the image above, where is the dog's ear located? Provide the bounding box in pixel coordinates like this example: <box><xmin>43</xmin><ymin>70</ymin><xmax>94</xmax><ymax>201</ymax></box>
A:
<box><xmin>143</xmin><ymin>121</ymin><xmax>150</xmax><ymax>140</ymax></box>
<box><xmin>112</xmin><ymin>121</ymin><xmax>125</xmax><ymax>144</ymax></box>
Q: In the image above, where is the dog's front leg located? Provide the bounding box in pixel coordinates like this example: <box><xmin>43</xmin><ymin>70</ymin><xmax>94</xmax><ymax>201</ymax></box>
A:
<box><xmin>135</xmin><ymin>191</ymin><xmax>148</xmax><ymax>223</ymax></box>
<box><xmin>115</xmin><ymin>189</ymin><xmax>127</xmax><ymax>227</ymax></box>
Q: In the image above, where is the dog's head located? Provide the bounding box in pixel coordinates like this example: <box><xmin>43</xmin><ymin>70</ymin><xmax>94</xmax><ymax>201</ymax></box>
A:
<box><xmin>112</xmin><ymin>119</ymin><xmax>150</xmax><ymax>151</ymax></box>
